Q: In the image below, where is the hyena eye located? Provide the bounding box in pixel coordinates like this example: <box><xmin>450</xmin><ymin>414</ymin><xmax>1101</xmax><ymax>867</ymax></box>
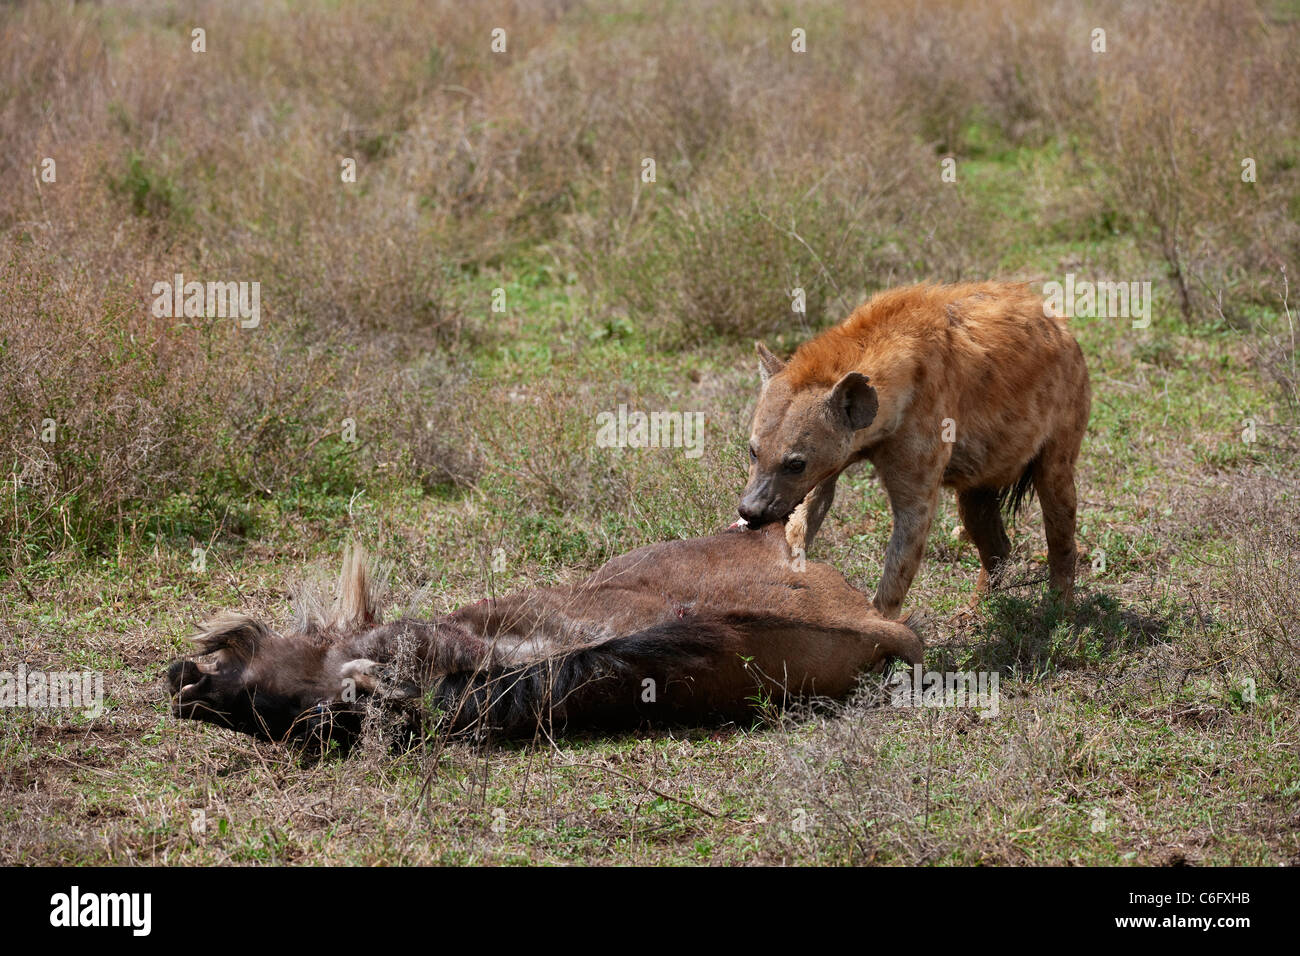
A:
<box><xmin>748</xmin><ymin>445</ymin><xmax>758</xmax><ymax>461</ymax></box>
<box><xmin>784</xmin><ymin>458</ymin><xmax>806</xmax><ymax>474</ymax></box>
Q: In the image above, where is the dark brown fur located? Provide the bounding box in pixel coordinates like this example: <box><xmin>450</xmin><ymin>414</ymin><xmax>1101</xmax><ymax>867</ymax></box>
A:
<box><xmin>165</xmin><ymin>527</ymin><xmax>922</xmax><ymax>747</ymax></box>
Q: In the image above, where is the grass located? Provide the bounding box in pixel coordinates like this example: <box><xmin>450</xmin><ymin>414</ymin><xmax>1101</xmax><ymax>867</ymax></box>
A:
<box><xmin>1</xmin><ymin>0</ymin><xmax>1298</xmax><ymax>866</ymax></box>
<box><xmin>5</xmin><ymin>234</ymin><xmax>1296</xmax><ymax>864</ymax></box>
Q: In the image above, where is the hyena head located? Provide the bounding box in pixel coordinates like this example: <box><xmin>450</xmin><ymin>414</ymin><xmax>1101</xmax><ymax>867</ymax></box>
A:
<box><xmin>738</xmin><ymin>341</ymin><xmax>878</xmax><ymax>528</ymax></box>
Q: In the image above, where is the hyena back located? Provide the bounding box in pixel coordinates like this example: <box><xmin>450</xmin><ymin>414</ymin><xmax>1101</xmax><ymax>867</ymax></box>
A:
<box><xmin>739</xmin><ymin>282</ymin><xmax>1091</xmax><ymax>618</ymax></box>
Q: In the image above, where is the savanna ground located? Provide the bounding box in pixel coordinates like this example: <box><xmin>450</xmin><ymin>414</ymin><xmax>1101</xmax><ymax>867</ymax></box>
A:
<box><xmin>2</xmin><ymin>0</ymin><xmax>1299</xmax><ymax>865</ymax></box>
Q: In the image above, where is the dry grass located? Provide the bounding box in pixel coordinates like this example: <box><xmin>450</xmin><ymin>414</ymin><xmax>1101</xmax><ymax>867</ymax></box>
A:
<box><xmin>1</xmin><ymin>0</ymin><xmax>1298</xmax><ymax>865</ymax></box>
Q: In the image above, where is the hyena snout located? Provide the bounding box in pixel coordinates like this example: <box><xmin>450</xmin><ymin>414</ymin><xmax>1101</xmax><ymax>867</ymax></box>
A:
<box><xmin>738</xmin><ymin>485</ymin><xmax>794</xmax><ymax>527</ymax></box>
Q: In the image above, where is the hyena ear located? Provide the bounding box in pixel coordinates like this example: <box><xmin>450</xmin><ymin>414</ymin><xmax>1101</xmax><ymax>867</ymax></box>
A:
<box><xmin>756</xmin><ymin>341</ymin><xmax>786</xmax><ymax>385</ymax></box>
<box><xmin>829</xmin><ymin>372</ymin><xmax>878</xmax><ymax>431</ymax></box>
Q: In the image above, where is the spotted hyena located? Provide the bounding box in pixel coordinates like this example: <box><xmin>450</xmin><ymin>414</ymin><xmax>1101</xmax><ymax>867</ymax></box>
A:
<box><xmin>739</xmin><ymin>282</ymin><xmax>1091</xmax><ymax>618</ymax></box>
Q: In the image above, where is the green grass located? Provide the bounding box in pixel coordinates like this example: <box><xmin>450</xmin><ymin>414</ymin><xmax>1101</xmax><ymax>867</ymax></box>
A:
<box><xmin>5</xmin><ymin>213</ymin><xmax>1297</xmax><ymax>863</ymax></box>
<box><xmin>2</xmin><ymin>0</ymin><xmax>1298</xmax><ymax>866</ymax></box>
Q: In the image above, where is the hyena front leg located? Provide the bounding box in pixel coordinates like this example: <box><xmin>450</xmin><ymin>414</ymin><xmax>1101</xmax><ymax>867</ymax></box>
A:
<box><xmin>785</xmin><ymin>473</ymin><xmax>839</xmax><ymax>553</ymax></box>
<box><xmin>873</xmin><ymin>462</ymin><xmax>945</xmax><ymax>619</ymax></box>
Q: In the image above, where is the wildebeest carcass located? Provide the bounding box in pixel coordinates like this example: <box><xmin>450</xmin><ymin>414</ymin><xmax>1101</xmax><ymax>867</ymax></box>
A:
<box><xmin>165</xmin><ymin>524</ymin><xmax>922</xmax><ymax>750</ymax></box>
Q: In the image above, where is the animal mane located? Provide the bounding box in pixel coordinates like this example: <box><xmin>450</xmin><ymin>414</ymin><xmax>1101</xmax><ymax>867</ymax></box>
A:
<box><xmin>191</xmin><ymin>612</ymin><xmax>272</xmax><ymax>662</ymax></box>
<box><xmin>782</xmin><ymin>282</ymin><xmax>1032</xmax><ymax>389</ymax></box>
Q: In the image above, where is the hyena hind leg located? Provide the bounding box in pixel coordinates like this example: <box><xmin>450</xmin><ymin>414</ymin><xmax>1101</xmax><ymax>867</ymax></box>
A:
<box><xmin>1030</xmin><ymin>447</ymin><xmax>1080</xmax><ymax>607</ymax></box>
<box><xmin>956</xmin><ymin>486</ymin><xmax>1011</xmax><ymax>604</ymax></box>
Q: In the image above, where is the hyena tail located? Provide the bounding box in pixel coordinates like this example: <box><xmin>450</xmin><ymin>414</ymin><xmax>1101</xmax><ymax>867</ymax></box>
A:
<box><xmin>424</xmin><ymin>618</ymin><xmax>739</xmax><ymax>738</ymax></box>
<box><xmin>997</xmin><ymin>454</ymin><xmax>1040</xmax><ymax>519</ymax></box>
